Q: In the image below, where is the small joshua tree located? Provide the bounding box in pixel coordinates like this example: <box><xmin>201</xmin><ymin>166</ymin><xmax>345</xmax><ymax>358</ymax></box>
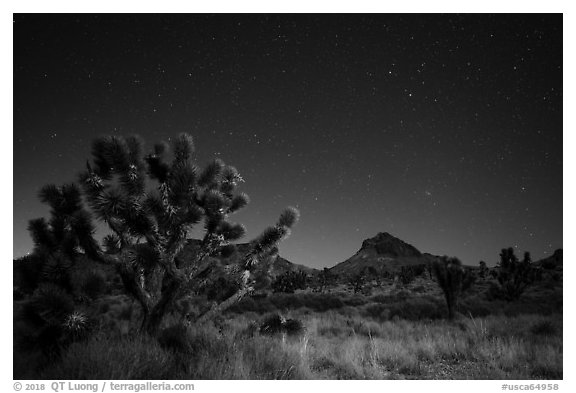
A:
<box><xmin>432</xmin><ymin>256</ymin><xmax>475</xmax><ymax>320</ymax></box>
<box><xmin>348</xmin><ymin>269</ymin><xmax>369</xmax><ymax>294</ymax></box>
<box><xmin>312</xmin><ymin>267</ymin><xmax>338</xmax><ymax>293</ymax></box>
<box><xmin>478</xmin><ymin>260</ymin><xmax>488</xmax><ymax>279</ymax></box>
<box><xmin>26</xmin><ymin>183</ymin><xmax>95</xmax><ymax>293</ymax></box>
<box><xmin>31</xmin><ymin>133</ymin><xmax>299</xmax><ymax>335</ymax></box>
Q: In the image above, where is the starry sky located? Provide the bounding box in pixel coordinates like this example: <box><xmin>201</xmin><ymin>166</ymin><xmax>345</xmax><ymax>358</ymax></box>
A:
<box><xmin>13</xmin><ymin>14</ymin><xmax>562</xmax><ymax>268</ymax></box>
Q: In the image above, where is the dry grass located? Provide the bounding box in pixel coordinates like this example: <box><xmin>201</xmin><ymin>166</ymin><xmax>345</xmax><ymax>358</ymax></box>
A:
<box><xmin>14</xmin><ymin>273</ymin><xmax>562</xmax><ymax>380</ymax></box>
<box><xmin>27</xmin><ymin>312</ymin><xmax>561</xmax><ymax>380</ymax></box>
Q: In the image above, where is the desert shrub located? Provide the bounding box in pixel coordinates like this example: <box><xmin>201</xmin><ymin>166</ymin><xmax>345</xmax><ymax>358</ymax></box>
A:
<box><xmin>283</xmin><ymin>318</ymin><xmax>305</xmax><ymax>336</ymax></box>
<box><xmin>259</xmin><ymin>314</ymin><xmax>285</xmax><ymax>335</ymax></box>
<box><xmin>258</xmin><ymin>313</ymin><xmax>305</xmax><ymax>337</ymax></box>
<box><xmin>271</xmin><ymin>271</ymin><xmax>307</xmax><ymax>293</ymax></box>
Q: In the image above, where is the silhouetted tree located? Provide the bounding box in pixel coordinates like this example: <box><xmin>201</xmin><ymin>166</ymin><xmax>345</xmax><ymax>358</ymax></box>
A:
<box><xmin>490</xmin><ymin>247</ymin><xmax>540</xmax><ymax>301</ymax></box>
<box><xmin>25</xmin><ymin>183</ymin><xmax>95</xmax><ymax>293</ymax></box>
<box><xmin>31</xmin><ymin>133</ymin><xmax>299</xmax><ymax>335</ymax></box>
<box><xmin>314</xmin><ymin>268</ymin><xmax>337</xmax><ymax>293</ymax></box>
<box><xmin>432</xmin><ymin>256</ymin><xmax>475</xmax><ymax>319</ymax></box>
<box><xmin>348</xmin><ymin>270</ymin><xmax>367</xmax><ymax>294</ymax></box>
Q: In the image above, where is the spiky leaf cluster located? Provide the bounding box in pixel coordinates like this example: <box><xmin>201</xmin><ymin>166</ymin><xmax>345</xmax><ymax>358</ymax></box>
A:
<box><xmin>78</xmin><ymin>133</ymin><xmax>253</xmax><ymax>260</ymax></box>
<box><xmin>243</xmin><ymin>206</ymin><xmax>299</xmax><ymax>270</ymax></box>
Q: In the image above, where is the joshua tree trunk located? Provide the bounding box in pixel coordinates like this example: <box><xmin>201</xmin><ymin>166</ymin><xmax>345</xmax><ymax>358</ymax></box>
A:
<box><xmin>142</xmin><ymin>279</ymin><xmax>181</xmax><ymax>335</ymax></box>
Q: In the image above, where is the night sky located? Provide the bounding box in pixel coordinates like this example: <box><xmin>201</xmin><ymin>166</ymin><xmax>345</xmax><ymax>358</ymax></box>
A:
<box><xmin>13</xmin><ymin>14</ymin><xmax>562</xmax><ymax>268</ymax></box>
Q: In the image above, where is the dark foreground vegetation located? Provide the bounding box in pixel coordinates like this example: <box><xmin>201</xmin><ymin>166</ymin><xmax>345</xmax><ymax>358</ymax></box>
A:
<box><xmin>14</xmin><ymin>265</ymin><xmax>562</xmax><ymax>379</ymax></box>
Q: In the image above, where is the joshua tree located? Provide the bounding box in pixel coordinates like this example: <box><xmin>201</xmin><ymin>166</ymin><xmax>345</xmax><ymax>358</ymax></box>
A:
<box><xmin>348</xmin><ymin>269</ymin><xmax>368</xmax><ymax>294</ymax></box>
<box><xmin>491</xmin><ymin>247</ymin><xmax>540</xmax><ymax>301</ymax></box>
<box><xmin>312</xmin><ymin>267</ymin><xmax>337</xmax><ymax>293</ymax></box>
<box><xmin>432</xmin><ymin>256</ymin><xmax>475</xmax><ymax>320</ymax></box>
<box><xmin>32</xmin><ymin>133</ymin><xmax>299</xmax><ymax>335</ymax></box>
<box><xmin>26</xmin><ymin>183</ymin><xmax>95</xmax><ymax>293</ymax></box>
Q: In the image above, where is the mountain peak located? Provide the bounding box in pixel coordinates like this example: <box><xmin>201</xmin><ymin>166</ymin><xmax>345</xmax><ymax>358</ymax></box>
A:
<box><xmin>330</xmin><ymin>232</ymin><xmax>429</xmax><ymax>276</ymax></box>
<box><xmin>360</xmin><ymin>232</ymin><xmax>422</xmax><ymax>258</ymax></box>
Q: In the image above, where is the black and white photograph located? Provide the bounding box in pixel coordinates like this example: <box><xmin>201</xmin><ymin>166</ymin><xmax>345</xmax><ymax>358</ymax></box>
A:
<box><xmin>10</xmin><ymin>5</ymin><xmax>567</xmax><ymax>383</ymax></box>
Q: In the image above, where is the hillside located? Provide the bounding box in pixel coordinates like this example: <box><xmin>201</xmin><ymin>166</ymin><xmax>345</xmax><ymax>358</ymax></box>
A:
<box><xmin>330</xmin><ymin>232</ymin><xmax>439</xmax><ymax>277</ymax></box>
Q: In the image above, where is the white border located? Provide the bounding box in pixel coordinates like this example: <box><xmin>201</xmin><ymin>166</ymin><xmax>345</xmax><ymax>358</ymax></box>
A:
<box><xmin>4</xmin><ymin>1</ymin><xmax>572</xmax><ymax>390</ymax></box>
